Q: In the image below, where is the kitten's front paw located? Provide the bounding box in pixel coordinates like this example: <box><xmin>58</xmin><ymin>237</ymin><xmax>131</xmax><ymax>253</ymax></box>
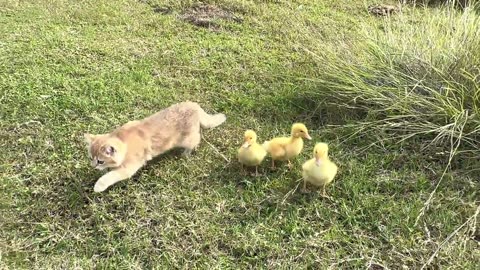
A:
<box><xmin>93</xmin><ymin>180</ymin><xmax>109</xmax><ymax>193</ymax></box>
<box><xmin>182</xmin><ymin>148</ymin><xmax>193</xmax><ymax>157</ymax></box>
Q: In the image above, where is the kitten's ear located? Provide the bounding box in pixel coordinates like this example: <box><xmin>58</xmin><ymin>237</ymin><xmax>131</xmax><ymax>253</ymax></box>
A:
<box><xmin>104</xmin><ymin>145</ymin><xmax>116</xmax><ymax>156</ymax></box>
<box><xmin>84</xmin><ymin>134</ymin><xmax>96</xmax><ymax>144</ymax></box>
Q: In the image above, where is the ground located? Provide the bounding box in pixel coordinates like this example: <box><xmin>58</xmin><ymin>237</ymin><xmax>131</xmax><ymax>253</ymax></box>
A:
<box><xmin>0</xmin><ymin>0</ymin><xmax>478</xmax><ymax>269</ymax></box>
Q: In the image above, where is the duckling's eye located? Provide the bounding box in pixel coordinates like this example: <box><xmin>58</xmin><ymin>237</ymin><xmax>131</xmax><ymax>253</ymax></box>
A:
<box><xmin>300</xmin><ymin>130</ymin><xmax>304</xmax><ymax>133</ymax></box>
<box><xmin>97</xmin><ymin>160</ymin><xmax>104</xmax><ymax>165</ymax></box>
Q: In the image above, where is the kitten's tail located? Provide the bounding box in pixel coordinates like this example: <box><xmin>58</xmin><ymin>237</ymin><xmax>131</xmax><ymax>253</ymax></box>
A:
<box><xmin>198</xmin><ymin>107</ymin><xmax>226</xmax><ymax>129</ymax></box>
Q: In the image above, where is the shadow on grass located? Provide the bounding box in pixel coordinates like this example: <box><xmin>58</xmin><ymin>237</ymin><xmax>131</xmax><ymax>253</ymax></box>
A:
<box><xmin>203</xmin><ymin>153</ymin><xmax>337</xmax><ymax>211</ymax></box>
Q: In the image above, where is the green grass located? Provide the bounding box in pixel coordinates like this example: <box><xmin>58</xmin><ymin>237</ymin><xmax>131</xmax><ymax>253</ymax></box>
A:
<box><xmin>302</xmin><ymin>4</ymin><xmax>480</xmax><ymax>156</ymax></box>
<box><xmin>1</xmin><ymin>0</ymin><xmax>479</xmax><ymax>268</ymax></box>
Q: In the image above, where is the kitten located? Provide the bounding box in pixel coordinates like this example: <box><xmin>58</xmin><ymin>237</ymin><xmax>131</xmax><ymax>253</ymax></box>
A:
<box><xmin>84</xmin><ymin>101</ymin><xmax>226</xmax><ymax>192</ymax></box>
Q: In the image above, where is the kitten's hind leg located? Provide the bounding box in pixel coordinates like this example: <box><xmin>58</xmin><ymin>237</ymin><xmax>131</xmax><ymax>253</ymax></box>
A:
<box><xmin>180</xmin><ymin>131</ymin><xmax>201</xmax><ymax>156</ymax></box>
<box><xmin>93</xmin><ymin>162</ymin><xmax>144</xmax><ymax>192</ymax></box>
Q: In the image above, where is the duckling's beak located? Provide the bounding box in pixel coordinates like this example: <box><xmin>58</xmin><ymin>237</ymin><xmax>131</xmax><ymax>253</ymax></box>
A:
<box><xmin>305</xmin><ymin>133</ymin><xmax>312</xmax><ymax>140</ymax></box>
<box><xmin>315</xmin><ymin>158</ymin><xmax>322</xmax><ymax>166</ymax></box>
<box><xmin>242</xmin><ymin>141</ymin><xmax>251</xmax><ymax>148</ymax></box>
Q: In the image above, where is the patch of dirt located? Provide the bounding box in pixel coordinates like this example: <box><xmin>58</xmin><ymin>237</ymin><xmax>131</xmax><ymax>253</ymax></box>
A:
<box><xmin>138</xmin><ymin>0</ymin><xmax>172</xmax><ymax>15</ymax></box>
<box><xmin>368</xmin><ymin>4</ymin><xmax>399</xmax><ymax>16</ymax></box>
<box><xmin>152</xmin><ymin>5</ymin><xmax>172</xmax><ymax>15</ymax></box>
<box><xmin>180</xmin><ymin>3</ymin><xmax>243</xmax><ymax>30</ymax></box>
<box><xmin>368</xmin><ymin>264</ymin><xmax>385</xmax><ymax>270</ymax></box>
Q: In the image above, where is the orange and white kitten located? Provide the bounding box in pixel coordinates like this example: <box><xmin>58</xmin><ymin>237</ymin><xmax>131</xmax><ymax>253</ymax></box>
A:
<box><xmin>84</xmin><ymin>101</ymin><xmax>226</xmax><ymax>192</ymax></box>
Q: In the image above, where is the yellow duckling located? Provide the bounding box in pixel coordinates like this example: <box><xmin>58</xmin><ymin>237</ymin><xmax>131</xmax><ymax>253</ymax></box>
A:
<box><xmin>263</xmin><ymin>123</ymin><xmax>312</xmax><ymax>169</ymax></box>
<box><xmin>302</xmin><ymin>142</ymin><xmax>338</xmax><ymax>196</ymax></box>
<box><xmin>237</xmin><ymin>130</ymin><xmax>267</xmax><ymax>176</ymax></box>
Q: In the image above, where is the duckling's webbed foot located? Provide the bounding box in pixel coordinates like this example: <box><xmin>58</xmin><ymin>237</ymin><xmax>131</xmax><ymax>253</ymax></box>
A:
<box><xmin>320</xmin><ymin>186</ymin><xmax>332</xmax><ymax>199</ymax></box>
<box><xmin>240</xmin><ymin>163</ymin><xmax>247</xmax><ymax>175</ymax></box>
<box><xmin>300</xmin><ymin>180</ymin><xmax>308</xmax><ymax>193</ymax></box>
<box><xmin>287</xmin><ymin>160</ymin><xmax>293</xmax><ymax>169</ymax></box>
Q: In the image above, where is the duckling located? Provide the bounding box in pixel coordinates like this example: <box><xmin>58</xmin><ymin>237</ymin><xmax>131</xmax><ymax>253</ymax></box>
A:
<box><xmin>263</xmin><ymin>123</ymin><xmax>312</xmax><ymax>169</ymax></box>
<box><xmin>238</xmin><ymin>130</ymin><xmax>267</xmax><ymax>176</ymax></box>
<box><xmin>302</xmin><ymin>142</ymin><xmax>338</xmax><ymax>196</ymax></box>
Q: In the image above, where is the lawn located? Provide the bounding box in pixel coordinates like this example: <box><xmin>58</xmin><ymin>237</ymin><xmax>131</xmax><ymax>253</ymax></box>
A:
<box><xmin>1</xmin><ymin>0</ymin><xmax>479</xmax><ymax>268</ymax></box>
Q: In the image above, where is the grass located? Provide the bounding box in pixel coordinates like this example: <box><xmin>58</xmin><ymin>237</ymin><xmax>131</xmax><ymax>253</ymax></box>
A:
<box><xmin>301</xmin><ymin>4</ymin><xmax>480</xmax><ymax>168</ymax></box>
<box><xmin>1</xmin><ymin>0</ymin><xmax>479</xmax><ymax>269</ymax></box>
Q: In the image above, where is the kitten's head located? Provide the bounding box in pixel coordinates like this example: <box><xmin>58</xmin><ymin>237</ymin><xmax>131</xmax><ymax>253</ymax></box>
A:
<box><xmin>84</xmin><ymin>134</ymin><xmax>126</xmax><ymax>170</ymax></box>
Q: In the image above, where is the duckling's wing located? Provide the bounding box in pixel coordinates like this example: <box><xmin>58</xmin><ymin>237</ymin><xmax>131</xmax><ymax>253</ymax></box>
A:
<box><xmin>268</xmin><ymin>141</ymin><xmax>286</xmax><ymax>159</ymax></box>
<box><xmin>325</xmin><ymin>161</ymin><xmax>338</xmax><ymax>181</ymax></box>
<box><xmin>302</xmin><ymin>159</ymin><xmax>310</xmax><ymax>171</ymax></box>
<box><xmin>251</xmin><ymin>144</ymin><xmax>267</xmax><ymax>158</ymax></box>
<box><xmin>331</xmin><ymin>162</ymin><xmax>338</xmax><ymax>177</ymax></box>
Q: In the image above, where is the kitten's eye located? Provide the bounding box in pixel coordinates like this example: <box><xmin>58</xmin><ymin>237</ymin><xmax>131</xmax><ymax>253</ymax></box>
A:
<box><xmin>97</xmin><ymin>160</ymin><xmax>104</xmax><ymax>165</ymax></box>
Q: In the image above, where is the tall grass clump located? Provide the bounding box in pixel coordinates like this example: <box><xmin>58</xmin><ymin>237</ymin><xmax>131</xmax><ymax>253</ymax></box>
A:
<box><xmin>305</xmin><ymin>5</ymin><xmax>480</xmax><ymax>168</ymax></box>
<box><xmin>406</xmin><ymin>0</ymin><xmax>479</xmax><ymax>9</ymax></box>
